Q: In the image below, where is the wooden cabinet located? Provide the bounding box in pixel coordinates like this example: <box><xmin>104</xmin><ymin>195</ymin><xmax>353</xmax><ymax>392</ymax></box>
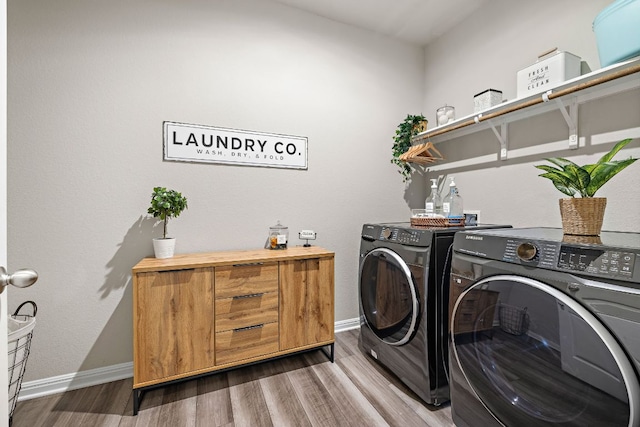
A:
<box><xmin>131</xmin><ymin>247</ymin><xmax>334</xmax><ymax>414</ymax></box>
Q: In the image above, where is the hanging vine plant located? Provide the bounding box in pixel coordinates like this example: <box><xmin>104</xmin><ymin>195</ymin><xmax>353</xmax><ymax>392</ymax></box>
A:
<box><xmin>391</xmin><ymin>114</ymin><xmax>427</xmax><ymax>182</ymax></box>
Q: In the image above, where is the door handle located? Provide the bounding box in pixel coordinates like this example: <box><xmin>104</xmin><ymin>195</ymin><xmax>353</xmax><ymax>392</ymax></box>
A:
<box><xmin>0</xmin><ymin>267</ymin><xmax>38</xmax><ymax>294</ymax></box>
<box><xmin>567</xmin><ymin>283</ymin><xmax>580</xmax><ymax>292</ymax></box>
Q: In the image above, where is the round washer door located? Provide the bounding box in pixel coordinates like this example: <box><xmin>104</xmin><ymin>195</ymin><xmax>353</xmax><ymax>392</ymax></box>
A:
<box><xmin>451</xmin><ymin>274</ymin><xmax>640</xmax><ymax>427</ymax></box>
<box><xmin>359</xmin><ymin>247</ymin><xmax>419</xmax><ymax>346</ymax></box>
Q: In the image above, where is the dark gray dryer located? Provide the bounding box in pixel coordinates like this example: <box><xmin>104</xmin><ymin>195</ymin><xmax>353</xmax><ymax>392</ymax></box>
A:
<box><xmin>358</xmin><ymin>222</ymin><xmax>510</xmax><ymax>406</ymax></box>
<box><xmin>449</xmin><ymin>227</ymin><xmax>640</xmax><ymax>427</ymax></box>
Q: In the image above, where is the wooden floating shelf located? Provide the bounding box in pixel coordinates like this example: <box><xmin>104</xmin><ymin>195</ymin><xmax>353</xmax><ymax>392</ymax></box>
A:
<box><xmin>410</xmin><ymin>57</ymin><xmax>640</xmax><ymax>160</ymax></box>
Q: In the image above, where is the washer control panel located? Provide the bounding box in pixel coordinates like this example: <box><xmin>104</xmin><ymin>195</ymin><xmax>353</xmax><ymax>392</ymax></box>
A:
<box><xmin>381</xmin><ymin>227</ymin><xmax>431</xmax><ymax>246</ymax></box>
<box><xmin>503</xmin><ymin>239</ymin><xmax>636</xmax><ymax>279</ymax></box>
<box><xmin>558</xmin><ymin>245</ymin><xmax>635</xmax><ymax>277</ymax></box>
<box><xmin>504</xmin><ymin>239</ymin><xmax>559</xmax><ymax>268</ymax></box>
<box><xmin>361</xmin><ymin>224</ymin><xmax>433</xmax><ymax>247</ymax></box>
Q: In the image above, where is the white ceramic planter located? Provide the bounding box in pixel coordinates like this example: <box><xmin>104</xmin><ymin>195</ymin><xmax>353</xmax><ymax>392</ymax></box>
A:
<box><xmin>152</xmin><ymin>238</ymin><xmax>176</xmax><ymax>259</ymax></box>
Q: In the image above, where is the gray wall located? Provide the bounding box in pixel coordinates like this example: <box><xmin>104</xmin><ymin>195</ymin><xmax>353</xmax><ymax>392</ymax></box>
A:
<box><xmin>422</xmin><ymin>0</ymin><xmax>640</xmax><ymax>229</ymax></box>
<box><xmin>7</xmin><ymin>0</ymin><xmax>424</xmax><ymax>382</ymax></box>
<box><xmin>7</xmin><ymin>0</ymin><xmax>640</xmax><ymax>386</ymax></box>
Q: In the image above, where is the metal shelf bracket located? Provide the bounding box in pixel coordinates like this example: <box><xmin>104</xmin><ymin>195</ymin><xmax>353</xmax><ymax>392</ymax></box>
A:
<box><xmin>487</xmin><ymin>119</ymin><xmax>508</xmax><ymax>160</ymax></box>
<box><xmin>543</xmin><ymin>90</ymin><xmax>579</xmax><ymax>149</ymax></box>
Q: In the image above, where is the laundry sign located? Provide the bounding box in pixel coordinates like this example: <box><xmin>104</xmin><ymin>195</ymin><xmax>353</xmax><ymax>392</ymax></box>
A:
<box><xmin>164</xmin><ymin>121</ymin><xmax>308</xmax><ymax>169</ymax></box>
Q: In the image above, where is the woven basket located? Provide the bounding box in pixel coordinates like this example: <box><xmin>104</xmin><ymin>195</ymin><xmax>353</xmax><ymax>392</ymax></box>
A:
<box><xmin>559</xmin><ymin>197</ymin><xmax>606</xmax><ymax>236</ymax></box>
<box><xmin>561</xmin><ymin>234</ymin><xmax>603</xmax><ymax>244</ymax></box>
<box><xmin>410</xmin><ymin>216</ymin><xmax>465</xmax><ymax>228</ymax></box>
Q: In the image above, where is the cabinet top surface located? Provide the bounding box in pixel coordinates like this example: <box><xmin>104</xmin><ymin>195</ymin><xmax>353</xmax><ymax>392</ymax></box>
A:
<box><xmin>133</xmin><ymin>246</ymin><xmax>334</xmax><ymax>272</ymax></box>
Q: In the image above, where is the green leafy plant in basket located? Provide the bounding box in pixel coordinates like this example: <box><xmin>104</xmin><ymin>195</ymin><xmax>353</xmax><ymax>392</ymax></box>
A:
<box><xmin>534</xmin><ymin>138</ymin><xmax>637</xmax><ymax>197</ymax></box>
<box><xmin>535</xmin><ymin>138</ymin><xmax>638</xmax><ymax>236</ymax></box>
<box><xmin>148</xmin><ymin>187</ymin><xmax>188</xmax><ymax>239</ymax></box>
<box><xmin>391</xmin><ymin>114</ymin><xmax>427</xmax><ymax>182</ymax></box>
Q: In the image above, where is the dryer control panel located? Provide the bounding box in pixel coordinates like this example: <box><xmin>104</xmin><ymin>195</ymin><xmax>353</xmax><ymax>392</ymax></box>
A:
<box><xmin>361</xmin><ymin>223</ymin><xmax>434</xmax><ymax>247</ymax></box>
<box><xmin>502</xmin><ymin>239</ymin><xmax>636</xmax><ymax>280</ymax></box>
<box><xmin>454</xmin><ymin>228</ymin><xmax>640</xmax><ymax>283</ymax></box>
<box><xmin>557</xmin><ymin>245</ymin><xmax>635</xmax><ymax>277</ymax></box>
<box><xmin>504</xmin><ymin>239</ymin><xmax>558</xmax><ymax>268</ymax></box>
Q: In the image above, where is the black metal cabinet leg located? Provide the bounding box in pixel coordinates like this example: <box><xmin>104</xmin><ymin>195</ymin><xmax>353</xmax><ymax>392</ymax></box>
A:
<box><xmin>320</xmin><ymin>343</ymin><xmax>335</xmax><ymax>362</ymax></box>
<box><xmin>133</xmin><ymin>389</ymin><xmax>142</xmax><ymax>415</ymax></box>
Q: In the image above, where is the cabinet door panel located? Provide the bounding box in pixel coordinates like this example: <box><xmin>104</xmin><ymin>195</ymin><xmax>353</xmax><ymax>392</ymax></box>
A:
<box><xmin>280</xmin><ymin>257</ymin><xmax>334</xmax><ymax>351</ymax></box>
<box><xmin>306</xmin><ymin>257</ymin><xmax>334</xmax><ymax>344</ymax></box>
<box><xmin>279</xmin><ymin>260</ymin><xmax>307</xmax><ymax>350</ymax></box>
<box><xmin>134</xmin><ymin>268</ymin><xmax>214</xmax><ymax>384</ymax></box>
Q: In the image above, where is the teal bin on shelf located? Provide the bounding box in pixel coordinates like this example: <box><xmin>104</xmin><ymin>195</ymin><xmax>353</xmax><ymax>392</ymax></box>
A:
<box><xmin>593</xmin><ymin>0</ymin><xmax>640</xmax><ymax>67</ymax></box>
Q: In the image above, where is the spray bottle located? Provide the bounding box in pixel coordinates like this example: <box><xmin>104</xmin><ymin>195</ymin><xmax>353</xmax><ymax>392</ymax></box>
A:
<box><xmin>443</xmin><ymin>177</ymin><xmax>464</xmax><ymax>219</ymax></box>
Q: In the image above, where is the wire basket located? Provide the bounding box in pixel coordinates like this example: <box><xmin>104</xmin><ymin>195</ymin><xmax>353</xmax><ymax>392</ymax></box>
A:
<box><xmin>8</xmin><ymin>301</ymin><xmax>37</xmax><ymax>426</ymax></box>
<box><xmin>498</xmin><ymin>304</ymin><xmax>529</xmax><ymax>336</ymax></box>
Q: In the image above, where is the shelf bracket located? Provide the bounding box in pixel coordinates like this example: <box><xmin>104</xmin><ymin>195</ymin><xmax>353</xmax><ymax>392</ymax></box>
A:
<box><xmin>556</xmin><ymin>98</ymin><xmax>578</xmax><ymax>149</ymax></box>
<box><xmin>543</xmin><ymin>90</ymin><xmax>579</xmax><ymax>149</ymax></box>
<box><xmin>487</xmin><ymin>119</ymin><xmax>508</xmax><ymax>160</ymax></box>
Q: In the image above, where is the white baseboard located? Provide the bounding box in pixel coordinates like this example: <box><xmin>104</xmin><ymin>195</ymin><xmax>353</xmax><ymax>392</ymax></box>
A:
<box><xmin>334</xmin><ymin>317</ymin><xmax>360</xmax><ymax>333</ymax></box>
<box><xmin>18</xmin><ymin>317</ymin><xmax>361</xmax><ymax>402</ymax></box>
<box><xmin>18</xmin><ymin>361</ymin><xmax>134</xmax><ymax>402</ymax></box>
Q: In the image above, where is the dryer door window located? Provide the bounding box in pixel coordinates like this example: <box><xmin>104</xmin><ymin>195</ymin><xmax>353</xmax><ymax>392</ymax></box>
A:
<box><xmin>451</xmin><ymin>274</ymin><xmax>640</xmax><ymax>427</ymax></box>
<box><xmin>360</xmin><ymin>248</ymin><xmax>419</xmax><ymax>346</ymax></box>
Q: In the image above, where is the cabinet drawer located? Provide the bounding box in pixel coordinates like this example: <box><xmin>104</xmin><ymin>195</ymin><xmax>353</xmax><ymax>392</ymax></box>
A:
<box><xmin>215</xmin><ymin>262</ymin><xmax>278</xmax><ymax>299</ymax></box>
<box><xmin>215</xmin><ymin>322</ymin><xmax>279</xmax><ymax>365</ymax></box>
<box><xmin>459</xmin><ymin>297</ymin><xmax>480</xmax><ymax>309</ymax></box>
<box><xmin>215</xmin><ymin>292</ymin><xmax>279</xmax><ymax>332</ymax></box>
<box><xmin>455</xmin><ymin>315</ymin><xmax>478</xmax><ymax>331</ymax></box>
<box><xmin>455</xmin><ymin>316</ymin><xmax>492</xmax><ymax>332</ymax></box>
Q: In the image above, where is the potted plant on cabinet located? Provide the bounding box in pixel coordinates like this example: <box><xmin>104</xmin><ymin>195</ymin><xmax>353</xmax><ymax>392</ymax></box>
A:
<box><xmin>535</xmin><ymin>138</ymin><xmax>637</xmax><ymax>236</ymax></box>
<box><xmin>147</xmin><ymin>186</ymin><xmax>188</xmax><ymax>258</ymax></box>
<box><xmin>391</xmin><ymin>114</ymin><xmax>428</xmax><ymax>182</ymax></box>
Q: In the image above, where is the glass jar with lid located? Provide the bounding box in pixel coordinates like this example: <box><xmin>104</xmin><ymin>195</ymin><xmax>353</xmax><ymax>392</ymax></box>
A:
<box><xmin>436</xmin><ymin>105</ymin><xmax>455</xmax><ymax>126</ymax></box>
<box><xmin>269</xmin><ymin>220</ymin><xmax>288</xmax><ymax>250</ymax></box>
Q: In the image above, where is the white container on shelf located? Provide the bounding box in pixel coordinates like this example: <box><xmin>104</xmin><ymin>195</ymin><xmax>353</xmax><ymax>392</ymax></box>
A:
<box><xmin>593</xmin><ymin>0</ymin><xmax>640</xmax><ymax>67</ymax></box>
<box><xmin>516</xmin><ymin>49</ymin><xmax>581</xmax><ymax>98</ymax></box>
<box><xmin>474</xmin><ymin>89</ymin><xmax>503</xmax><ymax>113</ymax></box>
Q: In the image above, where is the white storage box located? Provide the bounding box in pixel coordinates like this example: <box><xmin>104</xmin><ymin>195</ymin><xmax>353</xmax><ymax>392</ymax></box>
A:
<box><xmin>474</xmin><ymin>89</ymin><xmax>503</xmax><ymax>113</ymax></box>
<box><xmin>516</xmin><ymin>50</ymin><xmax>581</xmax><ymax>98</ymax></box>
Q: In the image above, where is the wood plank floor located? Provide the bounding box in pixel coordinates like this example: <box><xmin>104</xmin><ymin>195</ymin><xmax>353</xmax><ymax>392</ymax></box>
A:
<box><xmin>11</xmin><ymin>329</ymin><xmax>454</xmax><ymax>427</ymax></box>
